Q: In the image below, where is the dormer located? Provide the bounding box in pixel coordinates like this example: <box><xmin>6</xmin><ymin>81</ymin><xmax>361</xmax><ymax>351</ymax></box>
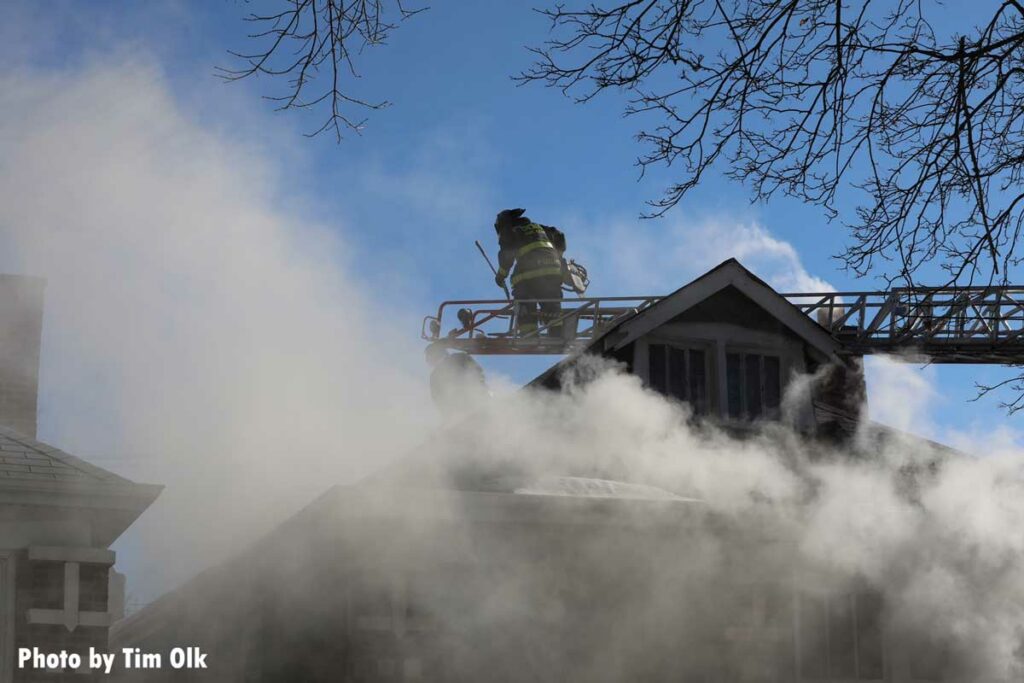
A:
<box><xmin>532</xmin><ymin>259</ymin><xmax>864</xmax><ymax>434</ymax></box>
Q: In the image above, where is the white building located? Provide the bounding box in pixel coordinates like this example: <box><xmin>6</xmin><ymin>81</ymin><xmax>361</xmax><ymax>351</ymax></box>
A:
<box><xmin>0</xmin><ymin>275</ymin><xmax>160</xmax><ymax>683</ymax></box>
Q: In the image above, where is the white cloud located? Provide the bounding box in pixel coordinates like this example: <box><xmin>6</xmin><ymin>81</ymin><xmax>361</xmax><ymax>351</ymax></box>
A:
<box><xmin>565</xmin><ymin>215</ymin><xmax>833</xmax><ymax>295</ymax></box>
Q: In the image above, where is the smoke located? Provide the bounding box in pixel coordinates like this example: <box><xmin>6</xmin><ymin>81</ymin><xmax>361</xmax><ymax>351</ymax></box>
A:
<box><xmin>862</xmin><ymin>355</ymin><xmax>939</xmax><ymax>435</ymax></box>
<box><xmin>396</xmin><ymin>360</ymin><xmax>1024</xmax><ymax>680</ymax></box>
<box><xmin>2</xmin><ymin>52</ymin><xmax>1023</xmax><ymax>682</ymax></box>
<box><xmin>137</xmin><ymin>356</ymin><xmax>1022</xmax><ymax>680</ymax></box>
<box><xmin>0</xmin><ymin>57</ymin><xmax>431</xmax><ymax>597</ymax></box>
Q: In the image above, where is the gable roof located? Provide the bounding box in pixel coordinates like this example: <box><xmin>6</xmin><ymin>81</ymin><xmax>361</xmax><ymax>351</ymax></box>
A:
<box><xmin>530</xmin><ymin>259</ymin><xmax>841</xmax><ymax>387</ymax></box>
<box><xmin>598</xmin><ymin>258</ymin><xmax>840</xmax><ymax>356</ymax></box>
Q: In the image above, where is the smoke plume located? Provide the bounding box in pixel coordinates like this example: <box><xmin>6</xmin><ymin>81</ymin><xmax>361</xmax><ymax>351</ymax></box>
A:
<box><xmin>1</xmin><ymin>52</ymin><xmax>1022</xmax><ymax>682</ymax></box>
<box><xmin>0</xmin><ymin>56</ymin><xmax>431</xmax><ymax>598</ymax></box>
<box><xmin>400</xmin><ymin>361</ymin><xmax>1024</xmax><ymax>680</ymax></box>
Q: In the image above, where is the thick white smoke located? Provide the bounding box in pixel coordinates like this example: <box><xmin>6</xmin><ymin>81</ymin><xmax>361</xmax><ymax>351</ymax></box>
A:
<box><xmin>2</xmin><ymin>51</ymin><xmax>1022</xmax><ymax>682</ymax></box>
<box><xmin>0</xmin><ymin>57</ymin><xmax>431</xmax><ymax>598</ymax></box>
<box><xmin>412</xmin><ymin>362</ymin><xmax>1024</xmax><ymax>679</ymax></box>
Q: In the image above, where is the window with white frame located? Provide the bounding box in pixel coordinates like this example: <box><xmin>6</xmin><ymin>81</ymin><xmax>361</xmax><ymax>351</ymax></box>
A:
<box><xmin>721</xmin><ymin>583</ymin><xmax>796</xmax><ymax>681</ymax></box>
<box><xmin>726</xmin><ymin>351</ymin><xmax>782</xmax><ymax>420</ymax></box>
<box><xmin>647</xmin><ymin>343</ymin><xmax>709</xmax><ymax>415</ymax></box>
<box><xmin>798</xmin><ymin>590</ymin><xmax>884</xmax><ymax>681</ymax></box>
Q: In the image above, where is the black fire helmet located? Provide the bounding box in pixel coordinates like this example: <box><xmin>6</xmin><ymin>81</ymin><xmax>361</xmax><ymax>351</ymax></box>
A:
<box><xmin>494</xmin><ymin>208</ymin><xmax>527</xmax><ymax>232</ymax></box>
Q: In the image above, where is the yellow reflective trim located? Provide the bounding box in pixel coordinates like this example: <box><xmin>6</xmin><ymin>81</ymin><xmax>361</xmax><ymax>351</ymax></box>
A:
<box><xmin>510</xmin><ymin>266</ymin><xmax>564</xmax><ymax>286</ymax></box>
<box><xmin>517</xmin><ymin>240</ymin><xmax>555</xmax><ymax>258</ymax></box>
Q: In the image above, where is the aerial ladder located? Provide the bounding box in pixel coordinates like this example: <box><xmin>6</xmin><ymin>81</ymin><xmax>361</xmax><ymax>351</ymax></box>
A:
<box><xmin>423</xmin><ymin>287</ymin><xmax>1024</xmax><ymax>363</ymax></box>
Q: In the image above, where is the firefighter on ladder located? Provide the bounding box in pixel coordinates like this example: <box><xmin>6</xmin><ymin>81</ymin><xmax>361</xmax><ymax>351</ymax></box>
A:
<box><xmin>493</xmin><ymin>208</ymin><xmax>564</xmax><ymax>337</ymax></box>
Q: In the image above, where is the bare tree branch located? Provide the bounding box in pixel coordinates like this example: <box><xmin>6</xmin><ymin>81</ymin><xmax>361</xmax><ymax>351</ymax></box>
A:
<box><xmin>976</xmin><ymin>372</ymin><xmax>1024</xmax><ymax>413</ymax></box>
<box><xmin>223</xmin><ymin>1</ymin><xmax>1024</xmax><ymax>412</ymax></box>
<box><xmin>520</xmin><ymin>0</ymin><xmax>1024</xmax><ymax>292</ymax></box>
<box><xmin>220</xmin><ymin>0</ymin><xmax>427</xmax><ymax>141</ymax></box>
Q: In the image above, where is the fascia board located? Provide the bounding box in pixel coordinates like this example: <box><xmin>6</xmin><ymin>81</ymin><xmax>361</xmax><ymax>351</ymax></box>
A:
<box><xmin>609</xmin><ymin>265</ymin><xmax>842</xmax><ymax>360</ymax></box>
<box><xmin>0</xmin><ymin>480</ymin><xmax>162</xmax><ymax>512</ymax></box>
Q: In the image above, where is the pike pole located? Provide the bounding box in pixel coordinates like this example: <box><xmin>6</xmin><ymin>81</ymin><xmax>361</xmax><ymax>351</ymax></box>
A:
<box><xmin>475</xmin><ymin>240</ymin><xmax>511</xmax><ymax>301</ymax></box>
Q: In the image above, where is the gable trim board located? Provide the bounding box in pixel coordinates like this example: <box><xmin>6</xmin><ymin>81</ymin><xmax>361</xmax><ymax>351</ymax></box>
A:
<box><xmin>596</xmin><ymin>259</ymin><xmax>841</xmax><ymax>360</ymax></box>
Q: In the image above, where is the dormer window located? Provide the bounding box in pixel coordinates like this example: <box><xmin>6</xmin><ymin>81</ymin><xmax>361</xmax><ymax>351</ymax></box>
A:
<box><xmin>726</xmin><ymin>352</ymin><xmax>781</xmax><ymax>420</ymax></box>
<box><xmin>647</xmin><ymin>343</ymin><xmax>709</xmax><ymax>415</ymax></box>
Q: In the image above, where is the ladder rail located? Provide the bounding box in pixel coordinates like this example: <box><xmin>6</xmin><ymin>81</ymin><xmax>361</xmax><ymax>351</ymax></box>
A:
<box><xmin>425</xmin><ymin>286</ymin><xmax>1024</xmax><ymax>361</ymax></box>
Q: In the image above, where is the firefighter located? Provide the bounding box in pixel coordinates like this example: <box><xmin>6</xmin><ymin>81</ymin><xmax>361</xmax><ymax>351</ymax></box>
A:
<box><xmin>493</xmin><ymin>208</ymin><xmax>563</xmax><ymax>336</ymax></box>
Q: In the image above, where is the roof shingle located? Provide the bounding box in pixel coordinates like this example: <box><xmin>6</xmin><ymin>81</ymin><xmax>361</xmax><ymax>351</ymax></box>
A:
<box><xmin>0</xmin><ymin>425</ymin><xmax>131</xmax><ymax>484</ymax></box>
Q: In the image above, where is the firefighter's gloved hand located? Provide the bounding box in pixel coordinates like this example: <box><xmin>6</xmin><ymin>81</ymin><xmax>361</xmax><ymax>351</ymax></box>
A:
<box><xmin>494</xmin><ymin>273</ymin><xmax>505</xmax><ymax>289</ymax></box>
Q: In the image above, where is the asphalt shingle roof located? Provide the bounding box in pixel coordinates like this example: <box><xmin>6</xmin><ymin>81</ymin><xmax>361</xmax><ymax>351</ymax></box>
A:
<box><xmin>0</xmin><ymin>425</ymin><xmax>131</xmax><ymax>484</ymax></box>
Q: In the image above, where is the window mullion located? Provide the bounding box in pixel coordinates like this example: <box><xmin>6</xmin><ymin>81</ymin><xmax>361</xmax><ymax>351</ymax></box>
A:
<box><xmin>759</xmin><ymin>354</ymin><xmax>765</xmax><ymax>416</ymax></box>
<box><xmin>682</xmin><ymin>347</ymin><xmax>690</xmax><ymax>403</ymax></box>
<box><xmin>852</xmin><ymin>593</ymin><xmax>861</xmax><ymax>680</ymax></box>
<box><xmin>740</xmin><ymin>353</ymin><xmax>747</xmax><ymax>418</ymax></box>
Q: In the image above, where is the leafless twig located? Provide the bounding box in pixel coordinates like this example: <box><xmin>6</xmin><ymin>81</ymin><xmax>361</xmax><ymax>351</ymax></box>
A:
<box><xmin>520</xmin><ymin>1</ymin><xmax>1024</xmax><ymax>291</ymax></box>
<box><xmin>220</xmin><ymin>0</ymin><xmax>427</xmax><ymax>141</ymax></box>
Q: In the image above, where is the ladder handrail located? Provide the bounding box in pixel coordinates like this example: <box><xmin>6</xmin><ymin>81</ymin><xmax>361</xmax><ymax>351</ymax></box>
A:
<box><xmin>424</xmin><ymin>287</ymin><xmax>1024</xmax><ymax>361</ymax></box>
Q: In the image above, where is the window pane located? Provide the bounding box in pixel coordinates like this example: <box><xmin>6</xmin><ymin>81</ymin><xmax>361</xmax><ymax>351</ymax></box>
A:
<box><xmin>78</xmin><ymin>564</ymin><xmax>109</xmax><ymax>612</ymax></box>
<box><xmin>799</xmin><ymin>594</ymin><xmax>828</xmax><ymax>679</ymax></box>
<box><xmin>727</xmin><ymin>353</ymin><xmax>742</xmax><ymax>418</ymax></box>
<box><xmin>32</xmin><ymin>561</ymin><xmax>64</xmax><ymax>610</ymax></box>
<box><xmin>649</xmin><ymin>344</ymin><xmax>666</xmax><ymax>394</ymax></box>
<box><xmin>667</xmin><ymin>347</ymin><xmax>688</xmax><ymax>401</ymax></box>
<box><xmin>856</xmin><ymin>591</ymin><xmax>885</xmax><ymax>679</ymax></box>
<box><xmin>829</xmin><ymin>595</ymin><xmax>857</xmax><ymax>679</ymax></box>
<box><xmin>745</xmin><ymin>354</ymin><xmax>763</xmax><ymax>419</ymax></box>
<box><xmin>764</xmin><ymin>355</ymin><xmax>781</xmax><ymax>415</ymax></box>
<box><xmin>688</xmin><ymin>349</ymin><xmax>707</xmax><ymax>414</ymax></box>
<box><xmin>763</xmin><ymin>589</ymin><xmax>796</xmax><ymax>681</ymax></box>
<box><xmin>908</xmin><ymin>637</ymin><xmax>948</xmax><ymax>681</ymax></box>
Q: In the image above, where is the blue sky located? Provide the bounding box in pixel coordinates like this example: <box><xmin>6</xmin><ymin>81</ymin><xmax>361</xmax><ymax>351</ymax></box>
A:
<box><xmin>3</xmin><ymin>1</ymin><xmax>1023</xmax><ymax>600</ymax></box>
<box><xmin>149</xmin><ymin>0</ymin><xmax>1022</xmax><ymax>431</ymax></box>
